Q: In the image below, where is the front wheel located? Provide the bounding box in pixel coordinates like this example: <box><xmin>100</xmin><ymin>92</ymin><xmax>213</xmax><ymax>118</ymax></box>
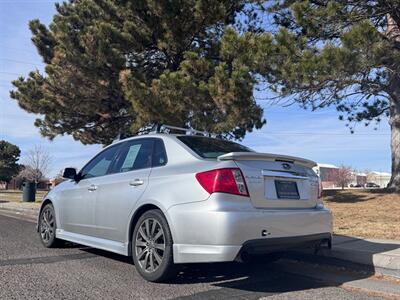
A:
<box><xmin>132</xmin><ymin>210</ymin><xmax>175</xmax><ymax>282</ymax></box>
<box><xmin>38</xmin><ymin>203</ymin><xmax>61</xmax><ymax>248</ymax></box>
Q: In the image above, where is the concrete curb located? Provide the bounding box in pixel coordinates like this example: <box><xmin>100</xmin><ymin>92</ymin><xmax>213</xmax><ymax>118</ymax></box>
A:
<box><xmin>0</xmin><ymin>209</ymin><xmax>37</xmax><ymax>223</ymax></box>
<box><xmin>307</xmin><ymin>235</ymin><xmax>400</xmax><ymax>278</ymax></box>
<box><xmin>289</xmin><ymin>236</ymin><xmax>400</xmax><ymax>277</ymax></box>
<box><xmin>0</xmin><ymin>206</ymin><xmax>38</xmax><ymax>216</ymax></box>
<box><xmin>0</xmin><ymin>202</ymin><xmax>39</xmax><ymax>220</ymax></box>
<box><xmin>321</xmin><ymin>247</ymin><xmax>400</xmax><ymax>271</ymax></box>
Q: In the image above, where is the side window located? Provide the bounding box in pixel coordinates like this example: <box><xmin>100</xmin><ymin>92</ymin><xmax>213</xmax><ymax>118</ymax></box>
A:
<box><xmin>152</xmin><ymin>139</ymin><xmax>167</xmax><ymax>167</ymax></box>
<box><xmin>113</xmin><ymin>139</ymin><xmax>154</xmax><ymax>173</ymax></box>
<box><xmin>80</xmin><ymin>145</ymin><xmax>120</xmax><ymax>179</ymax></box>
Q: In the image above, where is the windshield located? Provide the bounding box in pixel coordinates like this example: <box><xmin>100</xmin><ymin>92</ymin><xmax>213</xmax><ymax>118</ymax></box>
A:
<box><xmin>177</xmin><ymin>136</ymin><xmax>253</xmax><ymax>159</ymax></box>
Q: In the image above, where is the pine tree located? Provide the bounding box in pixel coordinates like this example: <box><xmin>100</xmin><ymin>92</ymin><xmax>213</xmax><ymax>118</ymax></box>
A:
<box><xmin>0</xmin><ymin>140</ymin><xmax>21</xmax><ymax>184</ymax></box>
<box><xmin>10</xmin><ymin>0</ymin><xmax>265</xmax><ymax>145</ymax></box>
<box><xmin>255</xmin><ymin>1</ymin><xmax>400</xmax><ymax>191</ymax></box>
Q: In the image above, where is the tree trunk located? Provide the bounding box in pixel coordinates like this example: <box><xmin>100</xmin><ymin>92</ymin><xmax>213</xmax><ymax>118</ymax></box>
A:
<box><xmin>387</xmin><ymin>85</ymin><xmax>400</xmax><ymax>192</ymax></box>
<box><xmin>386</xmin><ymin>15</ymin><xmax>400</xmax><ymax>192</ymax></box>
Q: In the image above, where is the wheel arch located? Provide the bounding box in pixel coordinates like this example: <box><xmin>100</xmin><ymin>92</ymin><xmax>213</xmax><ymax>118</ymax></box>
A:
<box><xmin>127</xmin><ymin>203</ymin><xmax>168</xmax><ymax>256</ymax></box>
<box><xmin>36</xmin><ymin>199</ymin><xmax>53</xmax><ymax>232</ymax></box>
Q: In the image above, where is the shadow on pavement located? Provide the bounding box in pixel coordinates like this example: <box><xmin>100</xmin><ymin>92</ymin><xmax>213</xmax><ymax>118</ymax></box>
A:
<box><xmin>74</xmin><ymin>236</ymin><xmax>399</xmax><ymax>298</ymax></box>
<box><xmin>82</xmin><ymin>247</ymin><xmax>133</xmax><ymax>264</ymax></box>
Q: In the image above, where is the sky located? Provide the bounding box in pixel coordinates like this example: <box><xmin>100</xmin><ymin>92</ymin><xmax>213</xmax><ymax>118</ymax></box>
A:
<box><xmin>0</xmin><ymin>0</ymin><xmax>392</xmax><ymax>178</ymax></box>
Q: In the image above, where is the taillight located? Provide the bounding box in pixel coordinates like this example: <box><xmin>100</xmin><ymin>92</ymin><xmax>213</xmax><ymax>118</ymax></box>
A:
<box><xmin>195</xmin><ymin>168</ymin><xmax>249</xmax><ymax>197</ymax></box>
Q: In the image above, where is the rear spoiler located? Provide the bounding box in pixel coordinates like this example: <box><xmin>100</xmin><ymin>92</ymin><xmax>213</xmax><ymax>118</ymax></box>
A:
<box><xmin>217</xmin><ymin>152</ymin><xmax>317</xmax><ymax>168</ymax></box>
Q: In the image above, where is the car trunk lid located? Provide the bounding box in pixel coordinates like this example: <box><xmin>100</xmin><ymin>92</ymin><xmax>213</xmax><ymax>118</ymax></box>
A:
<box><xmin>218</xmin><ymin>152</ymin><xmax>319</xmax><ymax>209</ymax></box>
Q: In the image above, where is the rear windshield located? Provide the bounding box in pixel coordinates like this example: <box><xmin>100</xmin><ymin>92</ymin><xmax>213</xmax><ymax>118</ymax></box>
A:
<box><xmin>177</xmin><ymin>136</ymin><xmax>253</xmax><ymax>159</ymax></box>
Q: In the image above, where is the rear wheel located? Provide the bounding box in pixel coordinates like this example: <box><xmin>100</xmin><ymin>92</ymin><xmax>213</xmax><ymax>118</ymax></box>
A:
<box><xmin>38</xmin><ymin>204</ymin><xmax>61</xmax><ymax>248</ymax></box>
<box><xmin>132</xmin><ymin>210</ymin><xmax>175</xmax><ymax>282</ymax></box>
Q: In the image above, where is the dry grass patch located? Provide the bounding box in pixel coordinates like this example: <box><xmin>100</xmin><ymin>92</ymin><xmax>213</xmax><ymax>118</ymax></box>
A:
<box><xmin>0</xmin><ymin>189</ymin><xmax>47</xmax><ymax>203</ymax></box>
<box><xmin>323</xmin><ymin>189</ymin><xmax>400</xmax><ymax>240</ymax></box>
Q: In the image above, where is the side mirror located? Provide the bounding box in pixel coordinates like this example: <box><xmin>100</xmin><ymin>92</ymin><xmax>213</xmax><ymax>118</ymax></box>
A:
<box><xmin>62</xmin><ymin>167</ymin><xmax>77</xmax><ymax>180</ymax></box>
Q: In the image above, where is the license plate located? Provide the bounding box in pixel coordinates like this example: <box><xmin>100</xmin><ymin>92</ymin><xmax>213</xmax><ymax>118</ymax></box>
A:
<box><xmin>275</xmin><ymin>180</ymin><xmax>300</xmax><ymax>199</ymax></box>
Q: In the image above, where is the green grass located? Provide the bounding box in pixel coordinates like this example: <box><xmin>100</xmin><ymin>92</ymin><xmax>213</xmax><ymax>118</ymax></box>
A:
<box><xmin>0</xmin><ymin>189</ymin><xmax>47</xmax><ymax>203</ymax></box>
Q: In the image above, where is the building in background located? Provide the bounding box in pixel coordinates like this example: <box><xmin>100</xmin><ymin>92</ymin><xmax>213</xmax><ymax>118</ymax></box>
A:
<box><xmin>355</xmin><ymin>172</ymin><xmax>367</xmax><ymax>186</ymax></box>
<box><xmin>348</xmin><ymin>172</ymin><xmax>367</xmax><ymax>187</ymax></box>
<box><xmin>315</xmin><ymin>163</ymin><xmax>384</xmax><ymax>189</ymax></box>
<box><xmin>0</xmin><ymin>178</ymin><xmax>50</xmax><ymax>190</ymax></box>
<box><xmin>366</xmin><ymin>171</ymin><xmax>391</xmax><ymax>187</ymax></box>
<box><xmin>314</xmin><ymin>163</ymin><xmax>339</xmax><ymax>189</ymax></box>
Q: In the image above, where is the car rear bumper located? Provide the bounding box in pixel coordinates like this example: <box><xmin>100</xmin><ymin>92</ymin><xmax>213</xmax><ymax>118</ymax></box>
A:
<box><xmin>167</xmin><ymin>194</ymin><xmax>332</xmax><ymax>263</ymax></box>
<box><xmin>173</xmin><ymin>233</ymin><xmax>331</xmax><ymax>263</ymax></box>
<box><xmin>240</xmin><ymin>232</ymin><xmax>331</xmax><ymax>255</ymax></box>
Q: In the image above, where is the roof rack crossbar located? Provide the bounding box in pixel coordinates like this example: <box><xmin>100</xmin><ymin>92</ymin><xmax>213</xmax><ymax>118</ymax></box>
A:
<box><xmin>156</xmin><ymin>124</ymin><xmax>215</xmax><ymax>137</ymax></box>
<box><xmin>114</xmin><ymin>123</ymin><xmax>221</xmax><ymax>142</ymax></box>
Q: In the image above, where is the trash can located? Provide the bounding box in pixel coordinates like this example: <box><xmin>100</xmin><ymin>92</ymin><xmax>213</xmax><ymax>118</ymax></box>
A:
<box><xmin>22</xmin><ymin>182</ymin><xmax>36</xmax><ymax>202</ymax></box>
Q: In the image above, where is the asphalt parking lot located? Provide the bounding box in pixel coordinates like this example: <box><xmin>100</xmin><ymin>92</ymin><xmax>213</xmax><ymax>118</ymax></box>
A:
<box><xmin>0</xmin><ymin>214</ymin><xmax>396</xmax><ymax>300</ymax></box>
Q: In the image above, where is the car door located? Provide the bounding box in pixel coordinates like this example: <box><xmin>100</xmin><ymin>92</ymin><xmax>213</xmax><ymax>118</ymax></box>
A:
<box><xmin>58</xmin><ymin>144</ymin><xmax>121</xmax><ymax>237</ymax></box>
<box><xmin>94</xmin><ymin>138</ymin><xmax>159</xmax><ymax>242</ymax></box>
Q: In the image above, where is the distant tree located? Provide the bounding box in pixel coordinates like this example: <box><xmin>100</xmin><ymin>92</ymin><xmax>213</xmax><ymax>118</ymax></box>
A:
<box><xmin>10</xmin><ymin>0</ymin><xmax>265</xmax><ymax>145</ymax></box>
<box><xmin>326</xmin><ymin>165</ymin><xmax>354</xmax><ymax>190</ymax></box>
<box><xmin>16</xmin><ymin>166</ymin><xmax>37</xmax><ymax>184</ymax></box>
<box><xmin>0</xmin><ymin>140</ymin><xmax>21</xmax><ymax>186</ymax></box>
<box><xmin>22</xmin><ymin>145</ymin><xmax>52</xmax><ymax>183</ymax></box>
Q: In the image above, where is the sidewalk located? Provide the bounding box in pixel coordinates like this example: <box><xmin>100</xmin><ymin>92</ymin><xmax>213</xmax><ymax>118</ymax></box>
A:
<box><xmin>318</xmin><ymin>235</ymin><xmax>400</xmax><ymax>276</ymax></box>
<box><xmin>0</xmin><ymin>201</ymin><xmax>399</xmax><ymax>277</ymax></box>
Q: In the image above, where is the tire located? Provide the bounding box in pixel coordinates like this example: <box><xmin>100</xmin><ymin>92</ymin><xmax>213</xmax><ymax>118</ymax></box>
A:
<box><xmin>132</xmin><ymin>209</ymin><xmax>176</xmax><ymax>282</ymax></box>
<box><xmin>38</xmin><ymin>203</ymin><xmax>61</xmax><ymax>248</ymax></box>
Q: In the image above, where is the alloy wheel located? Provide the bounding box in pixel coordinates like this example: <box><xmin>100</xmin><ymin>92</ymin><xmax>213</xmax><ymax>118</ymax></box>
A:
<box><xmin>40</xmin><ymin>207</ymin><xmax>55</xmax><ymax>243</ymax></box>
<box><xmin>135</xmin><ymin>218</ymin><xmax>166</xmax><ymax>273</ymax></box>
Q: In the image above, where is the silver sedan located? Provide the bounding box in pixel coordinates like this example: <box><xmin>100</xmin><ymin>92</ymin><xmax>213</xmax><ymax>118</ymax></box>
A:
<box><xmin>37</xmin><ymin>127</ymin><xmax>332</xmax><ymax>282</ymax></box>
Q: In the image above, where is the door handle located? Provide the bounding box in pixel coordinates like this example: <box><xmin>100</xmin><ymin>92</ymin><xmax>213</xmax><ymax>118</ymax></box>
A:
<box><xmin>129</xmin><ymin>179</ymin><xmax>144</xmax><ymax>186</ymax></box>
<box><xmin>88</xmin><ymin>185</ymin><xmax>98</xmax><ymax>191</ymax></box>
